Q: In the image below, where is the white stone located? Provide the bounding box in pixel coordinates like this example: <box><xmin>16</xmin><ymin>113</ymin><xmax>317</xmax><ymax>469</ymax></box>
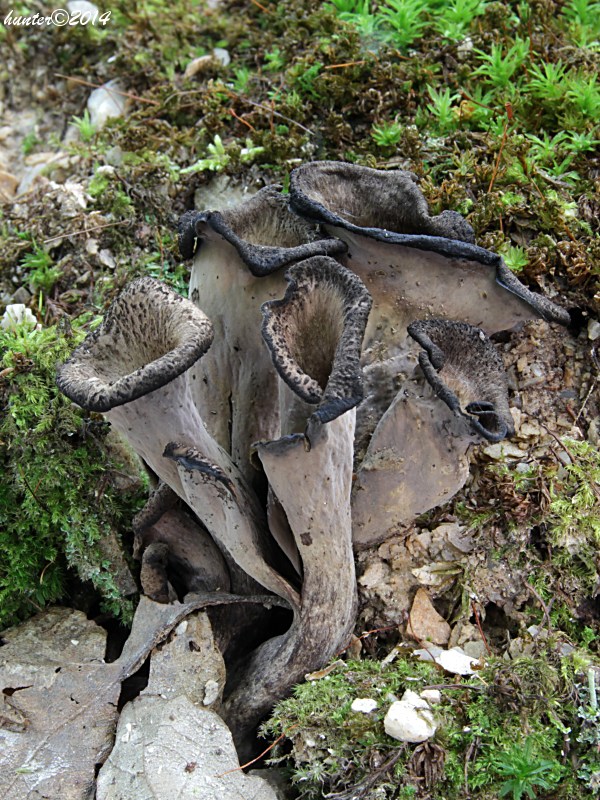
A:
<box><xmin>414</xmin><ymin>645</ymin><xmax>480</xmax><ymax>676</ymax></box>
<box><xmin>384</xmin><ymin>696</ymin><xmax>437</xmax><ymax>743</ymax></box>
<box><xmin>401</xmin><ymin>689</ymin><xmax>428</xmax><ymax>709</ymax></box>
<box><xmin>87</xmin><ymin>80</ymin><xmax>128</xmax><ymax>130</ymax></box>
<box><xmin>483</xmin><ymin>442</ymin><xmax>525</xmax><ymax>460</ymax></box>
<box><xmin>203</xmin><ymin>679</ymin><xmax>220</xmax><ymax>706</ymax></box>
<box><xmin>213</xmin><ymin>47</ymin><xmax>230</xmax><ymax>66</ymax></box>
<box><xmin>1</xmin><ymin>304</ymin><xmax>38</xmax><ymax>331</ymax></box>
<box><xmin>588</xmin><ymin>319</ymin><xmax>600</xmax><ymax>340</ymax></box>
<box><xmin>351</xmin><ymin>698</ymin><xmax>378</xmax><ymax>713</ymax></box>
<box><xmin>67</xmin><ymin>1</ymin><xmax>99</xmax><ymax>14</ymax></box>
<box><xmin>98</xmin><ymin>249</ymin><xmax>116</xmax><ymax>269</ymax></box>
<box><xmin>420</xmin><ymin>689</ymin><xmax>441</xmax><ymax>705</ymax></box>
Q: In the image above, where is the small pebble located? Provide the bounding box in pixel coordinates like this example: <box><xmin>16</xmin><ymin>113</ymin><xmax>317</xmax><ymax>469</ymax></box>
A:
<box><xmin>351</xmin><ymin>698</ymin><xmax>378</xmax><ymax>714</ymax></box>
<box><xmin>588</xmin><ymin>319</ymin><xmax>600</xmax><ymax>341</ymax></box>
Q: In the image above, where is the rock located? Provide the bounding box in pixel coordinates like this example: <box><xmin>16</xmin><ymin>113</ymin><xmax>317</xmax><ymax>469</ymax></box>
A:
<box><xmin>420</xmin><ymin>689</ymin><xmax>441</xmax><ymax>705</ymax></box>
<box><xmin>588</xmin><ymin>319</ymin><xmax>600</xmax><ymax>340</ymax></box>
<box><xmin>96</xmin><ymin>695</ymin><xmax>279</xmax><ymax>800</ymax></box>
<box><xmin>142</xmin><ymin>611</ymin><xmax>226</xmax><ymax>711</ymax></box>
<box><xmin>183</xmin><ymin>48</ymin><xmax>231</xmax><ymax>78</ymax></box>
<box><xmin>1</xmin><ymin>303</ymin><xmax>38</xmax><ymax>331</ymax></box>
<box><xmin>414</xmin><ymin>645</ymin><xmax>481</xmax><ymax>675</ymax></box>
<box><xmin>411</xmin><ymin>561</ymin><xmax>460</xmax><ymax>590</ymax></box>
<box><xmin>351</xmin><ymin>698</ymin><xmax>378</xmax><ymax>713</ymax></box>
<box><xmin>248</xmin><ymin>768</ymin><xmax>294</xmax><ymax>800</ymax></box>
<box><xmin>359</xmin><ymin>560</ymin><xmax>391</xmax><ymax>589</ymax></box>
<box><xmin>482</xmin><ymin>441</ymin><xmax>525</xmax><ymax>460</ymax></box>
<box><xmin>0</xmin><ymin>169</ymin><xmax>19</xmax><ymax>201</ymax></box>
<box><xmin>10</xmin><ymin>285</ymin><xmax>32</xmax><ymax>305</ymax></box>
<box><xmin>408</xmin><ymin>587</ymin><xmax>451</xmax><ymax>645</ymax></box>
<box><xmin>87</xmin><ymin>79</ymin><xmax>128</xmax><ymax>129</ymax></box>
<box><xmin>67</xmin><ymin>0</ymin><xmax>99</xmax><ymax>13</ymax></box>
<box><xmin>213</xmin><ymin>47</ymin><xmax>231</xmax><ymax>66</ymax></box>
<box><xmin>183</xmin><ymin>55</ymin><xmax>216</xmax><ymax>79</ymax></box>
<box><xmin>588</xmin><ymin>417</ymin><xmax>600</xmax><ymax>446</ymax></box>
<box><xmin>434</xmin><ymin>522</ymin><xmax>473</xmax><ymax>555</ymax></box>
<box><xmin>383</xmin><ymin>690</ymin><xmax>438</xmax><ymax>743</ymax></box>
<box><xmin>98</xmin><ymin>248</ymin><xmax>116</xmax><ymax>269</ymax></box>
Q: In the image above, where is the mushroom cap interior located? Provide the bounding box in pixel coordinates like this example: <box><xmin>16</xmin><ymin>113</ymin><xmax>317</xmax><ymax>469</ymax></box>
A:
<box><xmin>179</xmin><ymin>185</ymin><xmax>346</xmax><ymax>275</ymax></box>
<box><xmin>261</xmin><ymin>256</ymin><xmax>372</xmax><ymax>423</ymax></box>
<box><xmin>56</xmin><ymin>277</ymin><xmax>214</xmax><ymax>412</ymax></box>
<box><xmin>408</xmin><ymin>318</ymin><xmax>514</xmax><ymax>442</ymax></box>
<box><xmin>290</xmin><ymin>160</ymin><xmax>476</xmax><ymax>242</ymax></box>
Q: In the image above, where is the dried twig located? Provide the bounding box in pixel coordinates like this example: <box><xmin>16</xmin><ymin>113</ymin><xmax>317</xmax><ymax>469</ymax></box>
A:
<box><xmin>324</xmin><ymin>747</ymin><xmax>406</xmax><ymax>799</ymax></box>
<box><xmin>215</xmin><ymin>725</ymin><xmax>297</xmax><ymax>776</ymax></box>
<box><xmin>488</xmin><ymin>102</ymin><xmax>513</xmax><ymax>193</ymax></box>
<box><xmin>471</xmin><ymin>599</ymin><xmax>492</xmax><ymax>656</ymax></box>
<box><xmin>526</xmin><ymin>581</ymin><xmax>553</xmax><ymax>633</ymax></box>
<box><xmin>54</xmin><ymin>73</ymin><xmax>160</xmax><ymax>106</ymax></box>
<box><xmin>229</xmin><ymin>107</ymin><xmax>256</xmax><ymax>131</ymax></box>
<box><xmin>43</xmin><ymin>219</ymin><xmax>131</xmax><ymax>244</ymax></box>
<box><xmin>324</xmin><ymin>61</ymin><xmax>367</xmax><ymax>69</ymax></box>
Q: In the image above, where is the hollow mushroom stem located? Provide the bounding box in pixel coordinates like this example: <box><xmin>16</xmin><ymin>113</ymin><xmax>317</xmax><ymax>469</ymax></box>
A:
<box><xmin>180</xmin><ymin>187</ymin><xmax>347</xmax><ymax>482</ymax></box>
<box><xmin>222</xmin><ymin>413</ymin><xmax>357</xmax><ymax>750</ymax></box>
<box><xmin>56</xmin><ymin>277</ymin><xmax>296</xmax><ymax>604</ymax></box>
<box><xmin>220</xmin><ymin>258</ymin><xmax>370</xmax><ymax>748</ymax></box>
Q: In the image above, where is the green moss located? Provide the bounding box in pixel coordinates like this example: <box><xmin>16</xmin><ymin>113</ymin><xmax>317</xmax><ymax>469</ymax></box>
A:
<box><xmin>263</xmin><ymin>645</ymin><xmax>600</xmax><ymax>798</ymax></box>
<box><xmin>0</xmin><ymin>314</ymin><xmax>146</xmax><ymax>628</ymax></box>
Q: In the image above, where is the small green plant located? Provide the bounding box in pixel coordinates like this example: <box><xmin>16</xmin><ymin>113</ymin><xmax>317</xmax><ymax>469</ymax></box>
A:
<box><xmin>21</xmin><ymin>132</ymin><xmax>39</xmax><ymax>156</ymax></box>
<box><xmin>566</xmin><ymin>130</ymin><xmax>600</xmax><ymax>153</ymax></box>
<box><xmin>491</xmin><ymin>738</ymin><xmax>561</xmax><ymax>799</ymax></box>
<box><xmin>473</xmin><ymin>37</ymin><xmax>530</xmax><ymax>89</ymax></box>
<box><xmin>547</xmin><ymin>439</ymin><xmax>600</xmax><ymax>548</ymax></box>
<box><xmin>565</xmin><ymin>72</ymin><xmax>600</xmax><ymax>121</ymax></box>
<box><xmin>232</xmin><ymin>66</ymin><xmax>251</xmax><ymax>92</ymax></box>
<box><xmin>329</xmin><ymin>0</ymin><xmax>388</xmax><ymax>42</ymax></box>
<box><xmin>426</xmin><ymin>85</ymin><xmax>460</xmax><ymax>133</ymax></box>
<box><xmin>371</xmin><ymin>120</ymin><xmax>403</xmax><ymax>146</ymax></box>
<box><xmin>434</xmin><ymin>0</ymin><xmax>488</xmax><ymax>41</ymax></box>
<box><xmin>526</xmin><ymin>61</ymin><xmax>568</xmax><ymax>103</ymax></box>
<box><xmin>287</xmin><ymin>60</ymin><xmax>323</xmax><ymax>99</ymax></box>
<box><xmin>71</xmin><ymin>109</ymin><xmax>96</xmax><ymax>143</ymax></box>
<box><xmin>263</xmin><ymin>46</ymin><xmax>286</xmax><ymax>72</ymax></box>
<box><xmin>21</xmin><ymin>246</ymin><xmax>62</xmax><ymax>295</ymax></box>
<box><xmin>379</xmin><ymin>0</ymin><xmax>429</xmax><ymax>50</ymax></box>
<box><xmin>142</xmin><ymin>251</ymin><xmax>188</xmax><ymax>296</ymax></box>
<box><xmin>180</xmin><ymin>134</ymin><xmax>231</xmax><ymax>173</ymax></box>
<box><xmin>500</xmin><ymin>243</ymin><xmax>529</xmax><ymax>272</ymax></box>
<box><xmin>526</xmin><ymin>131</ymin><xmax>570</xmax><ymax>162</ymax></box>
<box><xmin>562</xmin><ymin>0</ymin><xmax>600</xmax><ymax>47</ymax></box>
<box><xmin>181</xmin><ymin>134</ymin><xmax>264</xmax><ymax>175</ymax></box>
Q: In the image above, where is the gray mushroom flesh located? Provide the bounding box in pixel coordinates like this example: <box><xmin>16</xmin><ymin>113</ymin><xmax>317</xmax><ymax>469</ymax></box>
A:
<box><xmin>288</xmin><ymin>160</ymin><xmax>570</xmax><ymax>545</ymax></box>
<box><xmin>55</xmin><ymin>161</ymin><xmax>572</xmax><ymax>759</ymax></box>
<box><xmin>179</xmin><ymin>185</ymin><xmax>347</xmax><ymax>484</ymax></box>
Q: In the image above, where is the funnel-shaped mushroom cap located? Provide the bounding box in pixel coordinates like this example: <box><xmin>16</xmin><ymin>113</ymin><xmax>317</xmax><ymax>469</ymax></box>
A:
<box><xmin>179</xmin><ymin>185</ymin><xmax>346</xmax><ymax>275</ymax></box>
<box><xmin>290</xmin><ymin>160</ymin><xmax>475</xmax><ymax>242</ymax></box>
<box><xmin>261</xmin><ymin>256</ymin><xmax>372</xmax><ymax>426</ymax></box>
<box><xmin>57</xmin><ymin>277</ymin><xmax>213</xmax><ymax>412</ymax></box>
<box><xmin>289</xmin><ymin>161</ymin><xmax>570</xmax><ymax>335</ymax></box>
<box><xmin>180</xmin><ymin>188</ymin><xmax>348</xmax><ymax>480</ymax></box>
<box><xmin>408</xmin><ymin>319</ymin><xmax>514</xmax><ymax>442</ymax></box>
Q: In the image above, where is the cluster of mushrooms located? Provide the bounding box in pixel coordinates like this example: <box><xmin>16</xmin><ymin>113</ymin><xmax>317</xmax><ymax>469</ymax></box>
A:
<box><xmin>57</xmin><ymin>161</ymin><xmax>569</xmax><ymax>750</ymax></box>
